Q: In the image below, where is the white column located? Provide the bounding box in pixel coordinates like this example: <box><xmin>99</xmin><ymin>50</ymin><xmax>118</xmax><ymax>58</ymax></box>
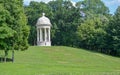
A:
<box><xmin>37</xmin><ymin>28</ymin><xmax>39</xmax><ymax>42</ymax></box>
<box><xmin>44</xmin><ymin>28</ymin><xmax>47</xmax><ymax>42</ymax></box>
<box><xmin>39</xmin><ymin>28</ymin><xmax>40</xmax><ymax>41</ymax></box>
<box><xmin>40</xmin><ymin>28</ymin><xmax>42</xmax><ymax>41</ymax></box>
<box><xmin>47</xmin><ymin>28</ymin><xmax>49</xmax><ymax>41</ymax></box>
<box><xmin>48</xmin><ymin>28</ymin><xmax>50</xmax><ymax>42</ymax></box>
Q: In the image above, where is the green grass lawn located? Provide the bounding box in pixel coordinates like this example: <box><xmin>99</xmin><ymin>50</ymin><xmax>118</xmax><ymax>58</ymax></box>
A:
<box><xmin>0</xmin><ymin>46</ymin><xmax>120</xmax><ymax>75</ymax></box>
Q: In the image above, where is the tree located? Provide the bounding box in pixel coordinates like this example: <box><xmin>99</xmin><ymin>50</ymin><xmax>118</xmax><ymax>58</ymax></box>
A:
<box><xmin>107</xmin><ymin>6</ymin><xmax>120</xmax><ymax>56</ymax></box>
<box><xmin>0</xmin><ymin>0</ymin><xmax>29</xmax><ymax>62</ymax></box>
<box><xmin>0</xmin><ymin>4</ymin><xmax>15</xmax><ymax>61</ymax></box>
<box><xmin>77</xmin><ymin>16</ymin><xmax>108</xmax><ymax>52</ymax></box>
<box><xmin>48</xmin><ymin>0</ymin><xmax>82</xmax><ymax>46</ymax></box>
<box><xmin>76</xmin><ymin>0</ymin><xmax>112</xmax><ymax>54</ymax></box>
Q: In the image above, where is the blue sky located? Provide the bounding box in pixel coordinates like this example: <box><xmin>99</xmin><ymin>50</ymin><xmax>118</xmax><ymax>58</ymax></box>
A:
<box><xmin>23</xmin><ymin>0</ymin><xmax>120</xmax><ymax>14</ymax></box>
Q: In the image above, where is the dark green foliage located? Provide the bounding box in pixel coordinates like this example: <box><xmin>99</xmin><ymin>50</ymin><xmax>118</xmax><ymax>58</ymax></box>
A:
<box><xmin>48</xmin><ymin>0</ymin><xmax>82</xmax><ymax>46</ymax></box>
<box><xmin>107</xmin><ymin>6</ymin><xmax>120</xmax><ymax>56</ymax></box>
<box><xmin>0</xmin><ymin>4</ymin><xmax>15</xmax><ymax>54</ymax></box>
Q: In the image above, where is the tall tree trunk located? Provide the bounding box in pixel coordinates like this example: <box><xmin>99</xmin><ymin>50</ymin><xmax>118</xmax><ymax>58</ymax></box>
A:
<box><xmin>12</xmin><ymin>50</ymin><xmax>14</xmax><ymax>63</ymax></box>
<box><xmin>4</xmin><ymin>50</ymin><xmax>8</xmax><ymax>62</ymax></box>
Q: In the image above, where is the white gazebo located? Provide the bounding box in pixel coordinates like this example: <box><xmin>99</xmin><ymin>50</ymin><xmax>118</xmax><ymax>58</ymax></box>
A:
<box><xmin>36</xmin><ymin>13</ymin><xmax>52</xmax><ymax>46</ymax></box>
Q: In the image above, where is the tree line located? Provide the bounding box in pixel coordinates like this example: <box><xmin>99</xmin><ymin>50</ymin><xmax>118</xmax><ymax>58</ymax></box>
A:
<box><xmin>25</xmin><ymin>0</ymin><xmax>120</xmax><ymax>56</ymax></box>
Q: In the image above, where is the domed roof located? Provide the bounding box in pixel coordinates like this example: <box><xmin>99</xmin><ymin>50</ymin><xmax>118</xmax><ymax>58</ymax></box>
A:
<box><xmin>36</xmin><ymin>13</ymin><xmax>51</xmax><ymax>26</ymax></box>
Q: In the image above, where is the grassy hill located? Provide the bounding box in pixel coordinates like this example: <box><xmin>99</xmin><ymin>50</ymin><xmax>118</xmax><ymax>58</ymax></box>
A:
<box><xmin>0</xmin><ymin>46</ymin><xmax>120</xmax><ymax>75</ymax></box>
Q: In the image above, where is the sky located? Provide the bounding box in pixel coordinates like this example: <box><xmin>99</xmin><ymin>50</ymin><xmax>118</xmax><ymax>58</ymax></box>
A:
<box><xmin>23</xmin><ymin>0</ymin><xmax>120</xmax><ymax>14</ymax></box>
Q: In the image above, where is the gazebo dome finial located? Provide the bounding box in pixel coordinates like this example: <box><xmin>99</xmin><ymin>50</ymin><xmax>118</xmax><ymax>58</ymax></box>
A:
<box><xmin>36</xmin><ymin>13</ymin><xmax>51</xmax><ymax>26</ymax></box>
<box><xmin>42</xmin><ymin>13</ymin><xmax>45</xmax><ymax>16</ymax></box>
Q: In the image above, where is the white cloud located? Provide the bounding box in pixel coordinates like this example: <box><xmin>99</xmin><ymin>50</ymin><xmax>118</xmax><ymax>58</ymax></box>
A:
<box><xmin>71</xmin><ymin>1</ymin><xmax>76</xmax><ymax>6</ymax></box>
